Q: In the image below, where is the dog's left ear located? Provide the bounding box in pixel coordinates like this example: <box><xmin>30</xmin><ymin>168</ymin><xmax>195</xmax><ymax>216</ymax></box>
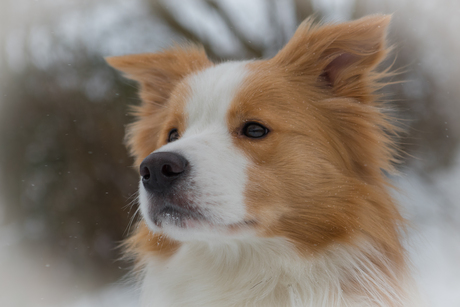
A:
<box><xmin>105</xmin><ymin>45</ymin><xmax>211</xmax><ymax>106</ymax></box>
<box><xmin>272</xmin><ymin>15</ymin><xmax>391</xmax><ymax>103</ymax></box>
<box><xmin>106</xmin><ymin>46</ymin><xmax>211</xmax><ymax>164</ymax></box>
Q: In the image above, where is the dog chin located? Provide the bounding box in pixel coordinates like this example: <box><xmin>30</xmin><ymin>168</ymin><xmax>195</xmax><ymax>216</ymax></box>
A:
<box><xmin>139</xmin><ymin>187</ymin><xmax>255</xmax><ymax>241</ymax></box>
<box><xmin>143</xmin><ymin>215</ymin><xmax>257</xmax><ymax>242</ymax></box>
<box><xmin>152</xmin><ymin>220</ymin><xmax>257</xmax><ymax>242</ymax></box>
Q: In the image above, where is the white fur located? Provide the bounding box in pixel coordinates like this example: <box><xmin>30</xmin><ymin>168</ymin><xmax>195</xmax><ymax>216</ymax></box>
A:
<box><xmin>140</xmin><ymin>238</ymin><xmax>421</xmax><ymax>307</ymax></box>
<box><xmin>139</xmin><ymin>62</ymin><xmax>252</xmax><ymax>241</ymax></box>
<box><xmin>136</xmin><ymin>62</ymin><xmax>422</xmax><ymax>306</ymax></box>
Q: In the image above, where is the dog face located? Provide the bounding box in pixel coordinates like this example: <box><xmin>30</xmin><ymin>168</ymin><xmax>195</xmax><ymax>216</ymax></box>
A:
<box><xmin>107</xmin><ymin>15</ymin><xmax>399</xmax><ymax>252</ymax></box>
<box><xmin>137</xmin><ymin>62</ymin><xmax>253</xmax><ymax>241</ymax></box>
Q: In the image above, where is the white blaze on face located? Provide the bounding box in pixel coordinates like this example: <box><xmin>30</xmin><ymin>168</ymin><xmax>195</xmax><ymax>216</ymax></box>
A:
<box><xmin>139</xmin><ymin>62</ymin><xmax>252</xmax><ymax>240</ymax></box>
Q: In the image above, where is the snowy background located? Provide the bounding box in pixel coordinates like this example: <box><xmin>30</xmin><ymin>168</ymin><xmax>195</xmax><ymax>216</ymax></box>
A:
<box><xmin>0</xmin><ymin>0</ymin><xmax>459</xmax><ymax>306</ymax></box>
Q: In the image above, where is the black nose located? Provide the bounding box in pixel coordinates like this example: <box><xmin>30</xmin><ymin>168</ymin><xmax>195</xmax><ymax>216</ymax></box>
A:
<box><xmin>139</xmin><ymin>152</ymin><xmax>189</xmax><ymax>194</ymax></box>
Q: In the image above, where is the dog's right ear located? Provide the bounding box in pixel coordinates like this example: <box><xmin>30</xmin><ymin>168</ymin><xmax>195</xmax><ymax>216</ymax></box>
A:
<box><xmin>106</xmin><ymin>45</ymin><xmax>211</xmax><ymax>105</ymax></box>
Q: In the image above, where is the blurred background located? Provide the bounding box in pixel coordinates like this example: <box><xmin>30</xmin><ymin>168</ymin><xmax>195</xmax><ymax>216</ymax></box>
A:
<box><xmin>0</xmin><ymin>0</ymin><xmax>459</xmax><ymax>306</ymax></box>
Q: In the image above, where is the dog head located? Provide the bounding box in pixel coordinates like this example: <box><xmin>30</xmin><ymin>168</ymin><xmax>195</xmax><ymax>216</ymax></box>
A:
<box><xmin>107</xmin><ymin>15</ymin><xmax>399</xmax><ymax>252</ymax></box>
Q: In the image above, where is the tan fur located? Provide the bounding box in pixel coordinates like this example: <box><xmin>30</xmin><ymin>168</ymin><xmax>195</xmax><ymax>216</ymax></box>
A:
<box><xmin>106</xmin><ymin>45</ymin><xmax>213</xmax><ymax>164</ymax></box>
<box><xmin>107</xmin><ymin>46</ymin><xmax>212</xmax><ymax>258</ymax></box>
<box><xmin>123</xmin><ymin>222</ymin><xmax>180</xmax><ymax>265</ymax></box>
<box><xmin>226</xmin><ymin>15</ymin><xmax>406</xmax><ymax>303</ymax></box>
<box><xmin>108</xmin><ymin>15</ymin><xmax>413</xmax><ymax>305</ymax></box>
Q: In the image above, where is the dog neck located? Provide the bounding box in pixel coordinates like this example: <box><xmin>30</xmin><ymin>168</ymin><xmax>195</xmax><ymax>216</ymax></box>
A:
<box><xmin>139</xmin><ymin>237</ymin><xmax>417</xmax><ymax>307</ymax></box>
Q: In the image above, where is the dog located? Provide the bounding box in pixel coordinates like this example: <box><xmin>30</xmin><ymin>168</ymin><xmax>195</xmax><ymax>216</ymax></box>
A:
<box><xmin>107</xmin><ymin>15</ymin><xmax>421</xmax><ymax>307</ymax></box>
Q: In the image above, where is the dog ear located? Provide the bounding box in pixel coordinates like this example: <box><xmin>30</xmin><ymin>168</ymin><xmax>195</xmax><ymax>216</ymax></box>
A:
<box><xmin>106</xmin><ymin>45</ymin><xmax>211</xmax><ymax>105</ymax></box>
<box><xmin>272</xmin><ymin>15</ymin><xmax>391</xmax><ymax>103</ymax></box>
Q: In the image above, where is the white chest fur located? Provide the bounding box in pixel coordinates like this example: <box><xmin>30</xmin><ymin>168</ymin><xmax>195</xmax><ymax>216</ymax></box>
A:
<box><xmin>139</xmin><ymin>238</ymin><xmax>419</xmax><ymax>307</ymax></box>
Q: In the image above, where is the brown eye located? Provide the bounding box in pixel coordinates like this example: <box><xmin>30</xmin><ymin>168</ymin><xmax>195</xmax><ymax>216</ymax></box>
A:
<box><xmin>242</xmin><ymin>122</ymin><xmax>269</xmax><ymax>138</ymax></box>
<box><xmin>168</xmin><ymin>129</ymin><xmax>180</xmax><ymax>143</ymax></box>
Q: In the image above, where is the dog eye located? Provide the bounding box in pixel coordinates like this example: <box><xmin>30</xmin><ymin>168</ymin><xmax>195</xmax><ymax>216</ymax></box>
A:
<box><xmin>168</xmin><ymin>129</ymin><xmax>180</xmax><ymax>143</ymax></box>
<box><xmin>242</xmin><ymin>122</ymin><xmax>269</xmax><ymax>138</ymax></box>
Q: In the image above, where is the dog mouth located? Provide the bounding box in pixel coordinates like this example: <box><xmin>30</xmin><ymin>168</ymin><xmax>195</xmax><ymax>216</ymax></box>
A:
<box><xmin>141</xmin><ymin>183</ymin><xmax>256</xmax><ymax>233</ymax></box>
<box><xmin>146</xmin><ymin>199</ymin><xmax>256</xmax><ymax>232</ymax></box>
<box><xmin>150</xmin><ymin>202</ymin><xmax>206</xmax><ymax>228</ymax></box>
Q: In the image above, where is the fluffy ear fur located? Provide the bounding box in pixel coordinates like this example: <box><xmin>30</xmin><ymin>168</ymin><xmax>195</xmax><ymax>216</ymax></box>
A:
<box><xmin>106</xmin><ymin>45</ymin><xmax>212</xmax><ymax>164</ymax></box>
<box><xmin>272</xmin><ymin>15</ymin><xmax>392</xmax><ymax>103</ymax></box>
<box><xmin>106</xmin><ymin>45</ymin><xmax>211</xmax><ymax>106</ymax></box>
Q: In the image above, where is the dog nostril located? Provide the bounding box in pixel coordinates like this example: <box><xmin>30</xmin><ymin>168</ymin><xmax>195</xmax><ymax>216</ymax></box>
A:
<box><xmin>161</xmin><ymin>164</ymin><xmax>182</xmax><ymax>177</ymax></box>
<box><xmin>140</xmin><ymin>166</ymin><xmax>150</xmax><ymax>180</ymax></box>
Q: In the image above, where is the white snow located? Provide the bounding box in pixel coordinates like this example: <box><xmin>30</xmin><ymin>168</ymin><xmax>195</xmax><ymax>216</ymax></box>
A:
<box><xmin>394</xmin><ymin>154</ymin><xmax>460</xmax><ymax>307</ymax></box>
